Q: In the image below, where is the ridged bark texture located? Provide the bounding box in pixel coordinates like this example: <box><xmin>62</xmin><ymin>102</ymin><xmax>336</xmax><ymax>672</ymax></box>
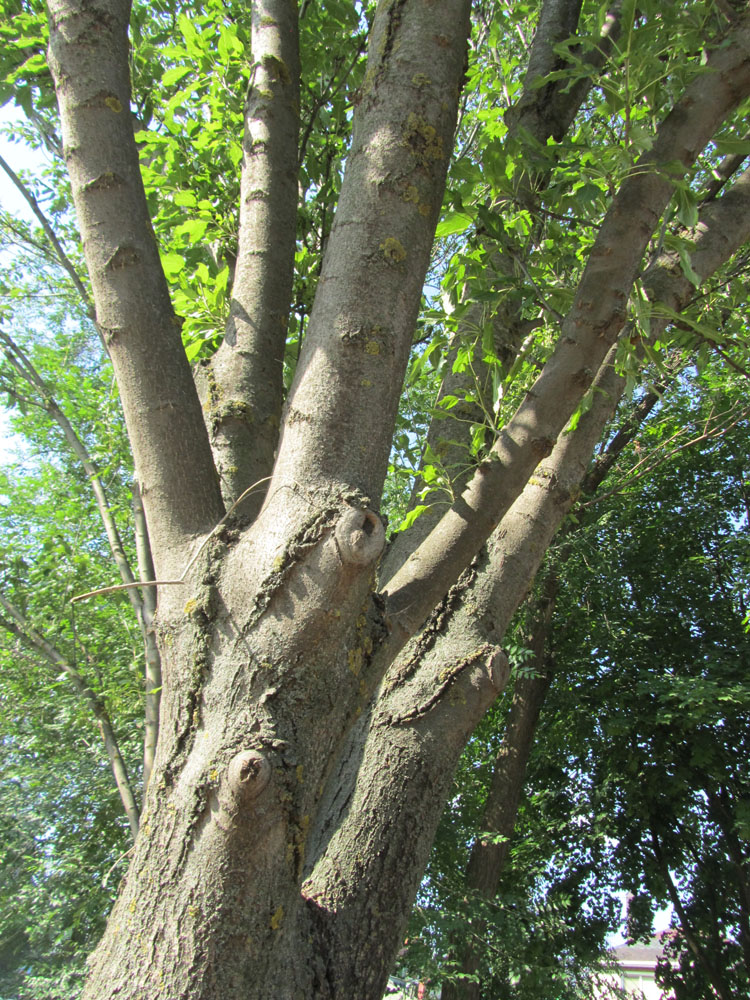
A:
<box><xmin>202</xmin><ymin>0</ymin><xmax>300</xmax><ymax>511</ymax></box>
<box><xmin>44</xmin><ymin>0</ymin><xmax>750</xmax><ymax>996</ymax></box>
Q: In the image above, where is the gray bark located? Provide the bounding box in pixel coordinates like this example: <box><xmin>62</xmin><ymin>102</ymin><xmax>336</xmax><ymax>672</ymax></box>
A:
<box><xmin>384</xmin><ymin>15</ymin><xmax>750</xmax><ymax>641</ymax></box>
<box><xmin>301</xmin><ymin>159</ymin><xmax>750</xmax><ymax>999</ymax></box>
<box><xmin>47</xmin><ymin>0</ymin><xmax>224</xmax><ymax>578</ymax></box>
<box><xmin>381</xmin><ymin>0</ymin><xmax>624</xmax><ymax>582</ymax></box>
<box><xmin>439</xmin><ymin>166</ymin><xmax>750</xmax><ymax>997</ymax></box>
<box><xmin>133</xmin><ymin>480</ymin><xmax>161</xmax><ymax>795</ymax></box>
<box><xmin>41</xmin><ymin>0</ymin><xmax>750</xmax><ymax>996</ymax></box>
<box><xmin>271</xmin><ymin>0</ymin><xmax>472</xmax><ymax>510</ymax></box>
<box><xmin>200</xmin><ymin>0</ymin><xmax>300</xmax><ymax>511</ymax></box>
<box><xmin>77</xmin><ymin>1</ymin><xmax>474</xmax><ymax>996</ymax></box>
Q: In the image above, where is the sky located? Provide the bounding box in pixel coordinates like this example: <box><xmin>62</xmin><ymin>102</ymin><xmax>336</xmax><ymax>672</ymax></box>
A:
<box><xmin>0</xmin><ymin>104</ymin><xmax>41</xmax><ymax>462</ymax></box>
<box><xmin>0</xmin><ymin>105</ymin><xmax>41</xmax><ymax>217</ymax></box>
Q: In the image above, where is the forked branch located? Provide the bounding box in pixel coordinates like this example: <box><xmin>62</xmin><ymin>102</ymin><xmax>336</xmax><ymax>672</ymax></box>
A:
<box><xmin>383</xmin><ymin>15</ymin><xmax>750</xmax><ymax>641</ymax></box>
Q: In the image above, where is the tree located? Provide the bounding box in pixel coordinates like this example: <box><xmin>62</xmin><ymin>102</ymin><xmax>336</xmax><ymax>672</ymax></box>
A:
<box><xmin>2</xmin><ymin>0</ymin><xmax>750</xmax><ymax>996</ymax></box>
<box><xmin>551</xmin><ymin>369</ymin><xmax>750</xmax><ymax>1000</ymax></box>
<box><xmin>405</xmin><ymin>364</ymin><xmax>750</xmax><ymax>999</ymax></box>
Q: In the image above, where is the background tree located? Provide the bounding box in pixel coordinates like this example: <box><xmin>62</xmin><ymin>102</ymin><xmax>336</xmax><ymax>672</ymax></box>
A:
<box><xmin>1</xmin><ymin>0</ymin><xmax>750</xmax><ymax>997</ymax></box>
<box><xmin>402</xmin><ymin>364</ymin><xmax>750</xmax><ymax>998</ymax></box>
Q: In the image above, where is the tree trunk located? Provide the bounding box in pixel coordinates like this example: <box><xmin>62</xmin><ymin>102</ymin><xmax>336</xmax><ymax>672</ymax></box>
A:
<box><xmin>40</xmin><ymin>0</ymin><xmax>750</xmax><ymax>994</ymax></box>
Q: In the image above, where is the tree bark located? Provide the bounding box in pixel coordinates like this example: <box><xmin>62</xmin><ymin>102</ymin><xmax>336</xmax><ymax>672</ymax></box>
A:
<box><xmin>439</xmin><ymin>164</ymin><xmax>750</xmax><ymax>997</ymax></box>
<box><xmin>305</xmin><ymin>157</ymin><xmax>750</xmax><ymax>999</ymax></box>
<box><xmin>47</xmin><ymin>0</ymin><xmax>224</xmax><ymax>576</ymax></box>
<box><xmin>385</xmin><ymin>14</ymin><xmax>750</xmax><ymax>640</ymax></box>
<box><xmin>42</xmin><ymin>0</ymin><xmax>750</xmax><ymax>995</ymax></box>
<box><xmin>77</xmin><ymin>1</ymin><xmax>474</xmax><ymax>996</ymax></box>
<box><xmin>133</xmin><ymin>479</ymin><xmax>161</xmax><ymax>795</ymax></box>
<box><xmin>200</xmin><ymin>0</ymin><xmax>300</xmax><ymax>511</ymax></box>
<box><xmin>381</xmin><ymin>0</ymin><xmax>623</xmax><ymax>582</ymax></box>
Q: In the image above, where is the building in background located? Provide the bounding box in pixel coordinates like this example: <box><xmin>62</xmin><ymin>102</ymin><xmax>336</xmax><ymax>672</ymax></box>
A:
<box><xmin>601</xmin><ymin>940</ymin><xmax>674</xmax><ymax>999</ymax></box>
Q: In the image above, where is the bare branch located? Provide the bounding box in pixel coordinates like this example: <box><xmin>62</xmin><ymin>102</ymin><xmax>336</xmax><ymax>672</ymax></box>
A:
<box><xmin>0</xmin><ymin>330</ymin><xmax>144</xmax><ymax>618</ymax></box>
<box><xmin>132</xmin><ymin>479</ymin><xmax>160</xmax><ymax>795</ymax></box>
<box><xmin>0</xmin><ymin>152</ymin><xmax>95</xmax><ymax>317</ymax></box>
<box><xmin>581</xmin><ymin>399</ymin><xmax>750</xmax><ymax>509</ymax></box>
<box><xmin>298</xmin><ymin>37</ymin><xmax>366</xmax><ymax>169</ymax></box>
<box><xmin>0</xmin><ymin>592</ymin><xmax>140</xmax><ymax>840</ymax></box>
<box><xmin>0</xmin><ymin>328</ymin><xmax>170</xmax><ymax>795</ymax></box>
<box><xmin>701</xmin><ymin>129</ymin><xmax>750</xmax><ymax>202</ymax></box>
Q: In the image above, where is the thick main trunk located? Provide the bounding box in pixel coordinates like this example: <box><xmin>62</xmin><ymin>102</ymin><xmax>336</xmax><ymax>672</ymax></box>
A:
<box><xmin>76</xmin><ymin>0</ymin><xmax>473</xmax><ymax>989</ymax></box>
<box><xmin>81</xmin><ymin>500</ymin><xmax>391</xmax><ymax>999</ymax></box>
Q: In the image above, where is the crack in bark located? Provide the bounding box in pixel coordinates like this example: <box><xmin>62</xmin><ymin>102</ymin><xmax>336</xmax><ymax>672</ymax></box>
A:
<box><xmin>380</xmin><ymin>643</ymin><xmax>506</xmax><ymax>726</ymax></box>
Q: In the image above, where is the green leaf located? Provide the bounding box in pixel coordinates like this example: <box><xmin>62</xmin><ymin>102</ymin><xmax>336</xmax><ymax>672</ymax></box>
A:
<box><xmin>396</xmin><ymin>504</ymin><xmax>429</xmax><ymax>532</ymax></box>
<box><xmin>674</xmin><ymin>185</ymin><xmax>698</xmax><ymax>228</ymax></box>
<box><xmin>160</xmin><ymin>252</ymin><xmax>186</xmax><ymax>277</ymax></box>
<box><xmin>173</xmin><ymin>218</ymin><xmax>209</xmax><ymax>243</ymax></box>
<box><xmin>161</xmin><ymin>65</ymin><xmax>192</xmax><ymax>87</ymax></box>
<box><xmin>435</xmin><ymin>211</ymin><xmax>474</xmax><ymax>239</ymax></box>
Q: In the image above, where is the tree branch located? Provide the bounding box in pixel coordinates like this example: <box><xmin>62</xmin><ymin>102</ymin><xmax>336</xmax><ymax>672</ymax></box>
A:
<box><xmin>390</xmin><ymin>159</ymin><xmax>750</xmax><ymax>742</ymax></box>
<box><xmin>297</xmin><ymin>37</ymin><xmax>366</xmax><ymax>170</ymax></box>
<box><xmin>649</xmin><ymin>822</ymin><xmax>730</xmax><ymax>1000</ymax></box>
<box><xmin>0</xmin><ymin>592</ymin><xmax>140</xmax><ymax>840</ymax></box>
<box><xmin>382</xmin><ymin>0</ymin><xmax>624</xmax><ymax>582</ymax></box>
<box><xmin>132</xmin><ymin>479</ymin><xmax>160</xmax><ymax>796</ymax></box>
<box><xmin>268</xmin><ymin>0</ymin><xmax>473</xmax><ymax>523</ymax></box>
<box><xmin>383</xmin><ymin>16</ymin><xmax>750</xmax><ymax>641</ymax></box>
<box><xmin>706</xmin><ymin>786</ymin><xmax>750</xmax><ymax>975</ymax></box>
<box><xmin>701</xmin><ymin>129</ymin><xmax>750</xmax><ymax>202</ymax></box>
<box><xmin>47</xmin><ymin>0</ymin><xmax>224</xmax><ymax>575</ymax></box>
<box><xmin>0</xmin><ymin>330</ymin><xmax>143</xmax><ymax>618</ymax></box>
<box><xmin>0</xmin><ymin>328</ymin><xmax>167</xmax><ymax>795</ymax></box>
<box><xmin>0</xmin><ymin>152</ymin><xmax>95</xmax><ymax>318</ymax></box>
<box><xmin>199</xmin><ymin>0</ymin><xmax>300</xmax><ymax>511</ymax></box>
<box><xmin>301</xmin><ymin>152</ymin><xmax>750</xmax><ymax>984</ymax></box>
<box><xmin>441</xmin><ymin>587</ymin><xmax>557</xmax><ymax>1000</ymax></box>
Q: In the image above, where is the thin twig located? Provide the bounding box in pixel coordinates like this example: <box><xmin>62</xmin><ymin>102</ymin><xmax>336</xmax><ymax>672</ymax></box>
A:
<box><xmin>580</xmin><ymin>402</ymin><xmax>750</xmax><ymax>509</ymax></box>
<box><xmin>508</xmin><ymin>249</ymin><xmax>565</xmax><ymax>325</ymax></box>
<box><xmin>71</xmin><ymin>476</ymin><xmax>273</xmax><ymax>604</ymax></box>
<box><xmin>0</xmin><ymin>153</ymin><xmax>93</xmax><ymax>317</ymax></box>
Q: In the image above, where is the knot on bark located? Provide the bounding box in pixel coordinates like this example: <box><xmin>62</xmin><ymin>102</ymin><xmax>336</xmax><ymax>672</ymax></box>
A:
<box><xmin>530</xmin><ymin>436</ymin><xmax>556</xmax><ymax>459</ymax></box>
<box><xmin>335</xmin><ymin>507</ymin><xmax>385</xmax><ymax>566</ymax></box>
<box><xmin>486</xmin><ymin>647</ymin><xmax>510</xmax><ymax>693</ymax></box>
<box><xmin>227</xmin><ymin>750</ymin><xmax>271</xmax><ymax>800</ymax></box>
